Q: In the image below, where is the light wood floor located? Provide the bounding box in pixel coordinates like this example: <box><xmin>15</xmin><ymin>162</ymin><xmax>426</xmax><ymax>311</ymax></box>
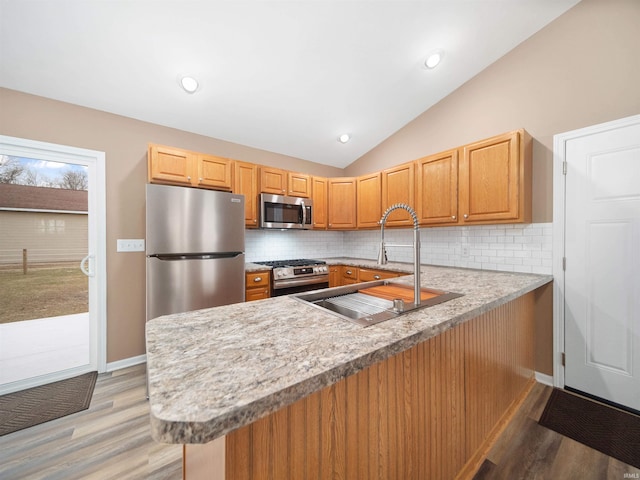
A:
<box><xmin>0</xmin><ymin>364</ymin><xmax>182</xmax><ymax>480</ymax></box>
<box><xmin>2</xmin><ymin>366</ymin><xmax>638</xmax><ymax>480</ymax></box>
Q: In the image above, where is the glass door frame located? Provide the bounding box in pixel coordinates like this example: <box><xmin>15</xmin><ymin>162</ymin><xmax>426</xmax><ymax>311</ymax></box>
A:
<box><xmin>0</xmin><ymin>135</ymin><xmax>106</xmax><ymax>391</ymax></box>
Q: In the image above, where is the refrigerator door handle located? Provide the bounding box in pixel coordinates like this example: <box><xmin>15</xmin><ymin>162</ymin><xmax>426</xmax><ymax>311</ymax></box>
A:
<box><xmin>150</xmin><ymin>252</ymin><xmax>243</xmax><ymax>261</ymax></box>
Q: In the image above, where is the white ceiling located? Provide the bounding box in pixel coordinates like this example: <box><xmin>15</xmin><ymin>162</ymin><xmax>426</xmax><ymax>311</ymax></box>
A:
<box><xmin>0</xmin><ymin>1</ymin><xmax>580</xmax><ymax>168</ymax></box>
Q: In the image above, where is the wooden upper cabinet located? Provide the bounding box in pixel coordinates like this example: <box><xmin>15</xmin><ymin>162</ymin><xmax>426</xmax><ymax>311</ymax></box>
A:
<box><xmin>312</xmin><ymin>176</ymin><xmax>328</xmax><ymax>229</ymax></box>
<box><xmin>459</xmin><ymin>129</ymin><xmax>531</xmax><ymax>224</ymax></box>
<box><xmin>150</xmin><ymin>128</ymin><xmax>532</xmax><ymax>229</ymax></box>
<box><xmin>260</xmin><ymin>167</ymin><xmax>311</xmax><ymax>197</ymax></box>
<box><xmin>234</xmin><ymin>161</ymin><xmax>259</xmax><ymax>228</ymax></box>
<box><xmin>148</xmin><ymin>144</ymin><xmax>194</xmax><ymax>186</ymax></box>
<box><xmin>381</xmin><ymin>162</ymin><xmax>415</xmax><ymax>227</ymax></box>
<box><xmin>148</xmin><ymin>144</ymin><xmax>232</xmax><ymax>191</ymax></box>
<box><xmin>196</xmin><ymin>154</ymin><xmax>233</xmax><ymax>191</ymax></box>
<box><xmin>260</xmin><ymin>166</ymin><xmax>287</xmax><ymax>195</ymax></box>
<box><xmin>416</xmin><ymin>149</ymin><xmax>459</xmax><ymax>225</ymax></box>
<box><xmin>357</xmin><ymin>173</ymin><xmax>381</xmax><ymax>229</ymax></box>
<box><xmin>328</xmin><ymin>178</ymin><xmax>357</xmax><ymax>230</ymax></box>
<box><xmin>288</xmin><ymin>172</ymin><xmax>311</xmax><ymax>198</ymax></box>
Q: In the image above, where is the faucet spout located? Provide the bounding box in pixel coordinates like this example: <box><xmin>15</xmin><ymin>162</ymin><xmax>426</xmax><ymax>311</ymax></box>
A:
<box><xmin>377</xmin><ymin>203</ymin><xmax>421</xmax><ymax>305</ymax></box>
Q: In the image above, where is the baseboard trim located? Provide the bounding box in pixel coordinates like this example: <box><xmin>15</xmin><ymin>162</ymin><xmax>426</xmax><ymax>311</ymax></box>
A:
<box><xmin>106</xmin><ymin>354</ymin><xmax>146</xmax><ymax>372</ymax></box>
<box><xmin>535</xmin><ymin>371</ymin><xmax>554</xmax><ymax>386</ymax></box>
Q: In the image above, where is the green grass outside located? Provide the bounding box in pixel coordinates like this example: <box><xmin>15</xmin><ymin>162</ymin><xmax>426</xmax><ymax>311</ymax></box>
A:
<box><xmin>0</xmin><ymin>263</ymin><xmax>88</xmax><ymax>324</ymax></box>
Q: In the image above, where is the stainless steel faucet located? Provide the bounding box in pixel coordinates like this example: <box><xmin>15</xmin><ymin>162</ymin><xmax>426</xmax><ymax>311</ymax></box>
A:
<box><xmin>377</xmin><ymin>203</ymin><xmax>421</xmax><ymax>305</ymax></box>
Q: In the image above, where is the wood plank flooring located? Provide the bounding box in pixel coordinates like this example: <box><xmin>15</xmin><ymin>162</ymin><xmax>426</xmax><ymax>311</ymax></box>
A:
<box><xmin>473</xmin><ymin>382</ymin><xmax>640</xmax><ymax>480</ymax></box>
<box><xmin>2</xmin><ymin>364</ymin><xmax>638</xmax><ymax>479</ymax></box>
<box><xmin>0</xmin><ymin>364</ymin><xmax>182</xmax><ymax>480</ymax></box>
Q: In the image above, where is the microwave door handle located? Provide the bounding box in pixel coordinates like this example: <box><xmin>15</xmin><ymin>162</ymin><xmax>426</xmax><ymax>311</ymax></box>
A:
<box><xmin>301</xmin><ymin>200</ymin><xmax>306</xmax><ymax>226</ymax></box>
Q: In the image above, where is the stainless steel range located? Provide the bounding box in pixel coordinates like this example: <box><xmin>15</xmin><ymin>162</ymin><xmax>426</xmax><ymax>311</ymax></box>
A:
<box><xmin>253</xmin><ymin>258</ymin><xmax>329</xmax><ymax>296</ymax></box>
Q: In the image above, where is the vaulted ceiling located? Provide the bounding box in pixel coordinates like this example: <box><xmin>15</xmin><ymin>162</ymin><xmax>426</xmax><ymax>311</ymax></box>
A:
<box><xmin>0</xmin><ymin>1</ymin><xmax>580</xmax><ymax>168</ymax></box>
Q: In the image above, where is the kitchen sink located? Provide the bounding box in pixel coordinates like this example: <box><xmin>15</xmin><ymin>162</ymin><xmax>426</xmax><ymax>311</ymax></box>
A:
<box><xmin>292</xmin><ymin>280</ymin><xmax>463</xmax><ymax>327</ymax></box>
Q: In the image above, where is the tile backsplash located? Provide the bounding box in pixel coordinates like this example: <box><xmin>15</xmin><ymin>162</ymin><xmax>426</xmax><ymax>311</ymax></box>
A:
<box><xmin>246</xmin><ymin>223</ymin><xmax>552</xmax><ymax>274</ymax></box>
<box><xmin>245</xmin><ymin>229</ymin><xmax>345</xmax><ymax>263</ymax></box>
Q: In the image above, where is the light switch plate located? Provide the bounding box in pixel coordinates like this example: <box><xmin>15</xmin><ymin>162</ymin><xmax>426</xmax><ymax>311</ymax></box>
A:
<box><xmin>117</xmin><ymin>239</ymin><xmax>145</xmax><ymax>252</ymax></box>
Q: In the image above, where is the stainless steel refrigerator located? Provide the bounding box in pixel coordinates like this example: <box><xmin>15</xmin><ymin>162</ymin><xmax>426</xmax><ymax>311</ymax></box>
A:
<box><xmin>146</xmin><ymin>184</ymin><xmax>245</xmax><ymax>322</ymax></box>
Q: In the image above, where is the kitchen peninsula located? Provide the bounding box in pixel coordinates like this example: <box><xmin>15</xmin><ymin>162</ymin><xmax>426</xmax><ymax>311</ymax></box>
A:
<box><xmin>146</xmin><ymin>261</ymin><xmax>552</xmax><ymax>479</ymax></box>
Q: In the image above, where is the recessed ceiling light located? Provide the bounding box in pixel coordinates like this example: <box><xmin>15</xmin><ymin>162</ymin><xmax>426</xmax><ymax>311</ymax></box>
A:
<box><xmin>180</xmin><ymin>76</ymin><xmax>199</xmax><ymax>94</ymax></box>
<box><xmin>338</xmin><ymin>134</ymin><xmax>351</xmax><ymax>144</ymax></box>
<box><xmin>424</xmin><ymin>50</ymin><xmax>444</xmax><ymax>69</ymax></box>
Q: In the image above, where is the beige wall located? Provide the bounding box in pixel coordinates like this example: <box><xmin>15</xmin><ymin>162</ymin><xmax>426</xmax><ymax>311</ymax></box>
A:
<box><xmin>0</xmin><ymin>88</ymin><xmax>342</xmax><ymax>363</ymax></box>
<box><xmin>345</xmin><ymin>0</ymin><xmax>640</xmax><ymax>224</ymax></box>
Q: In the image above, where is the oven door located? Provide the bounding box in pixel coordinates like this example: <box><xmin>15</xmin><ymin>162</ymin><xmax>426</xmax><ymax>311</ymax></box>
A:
<box><xmin>271</xmin><ymin>276</ymin><xmax>329</xmax><ymax>296</ymax></box>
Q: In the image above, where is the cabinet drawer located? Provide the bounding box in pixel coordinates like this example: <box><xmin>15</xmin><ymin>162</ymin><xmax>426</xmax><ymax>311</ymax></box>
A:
<box><xmin>246</xmin><ymin>271</ymin><xmax>270</xmax><ymax>287</ymax></box>
<box><xmin>358</xmin><ymin>268</ymin><xmax>398</xmax><ymax>282</ymax></box>
<box><xmin>341</xmin><ymin>266</ymin><xmax>358</xmax><ymax>280</ymax></box>
<box><xmin>246</xmin><ymin>287</ymin><xmax>270</xmax><ymax>302</ymax></box>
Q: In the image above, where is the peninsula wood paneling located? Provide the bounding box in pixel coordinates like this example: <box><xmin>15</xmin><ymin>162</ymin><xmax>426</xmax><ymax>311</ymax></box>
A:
<box><xmin>224</xmin><ymin>326</ymin><xmax>467</xmax><ymax>480</ymax></box>
<box><xmin>219</xmin><ymin>293</ymin><xmax>536</xmax><ymax>480</ymax></box>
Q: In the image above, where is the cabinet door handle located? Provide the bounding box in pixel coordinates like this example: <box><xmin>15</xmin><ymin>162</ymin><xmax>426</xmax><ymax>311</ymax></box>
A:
<box><xmin>374</xmin><ymin>274</ymin><xmax>381</xmax><ymax>280</ymax></box>
<box><xmin>452</xmin><ymin>215</ymin><xmax>456</xmax><ymax>220</ymax></box>
<box><xmin>346</xmin><ymin>270</ymin><xmax>352</xmax><ymax>275</ymax></box>
<box><xmin>187</xmin><ymin>176</ymin><xmax>192</xmax><ymax>181</ymax></box>
<box><xmin>254</xmin><ymin>277</ymin><xmax>262</xmax><ymax>282</ymax></box>
<box><xmin>199</xmin><ymin>177</ymin><xmax>203</xmax><ymax>182</ymax></box>
<box><xmin>463</xmin><ymin>214</ymin><xmax>468</xmax><ymax>219</ymax></box>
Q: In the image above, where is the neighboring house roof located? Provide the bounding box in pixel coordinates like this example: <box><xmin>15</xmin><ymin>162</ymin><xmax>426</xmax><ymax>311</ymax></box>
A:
<box><xmin>0</xmin><ymin>183</ymin><xmax>88</xmax><ymax>212</ymax></box>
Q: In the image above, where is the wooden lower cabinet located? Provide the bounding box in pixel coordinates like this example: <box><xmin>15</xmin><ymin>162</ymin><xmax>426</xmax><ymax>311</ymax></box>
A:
<box><xmin>185</xmin><ymin>292</ymin><xmax>536</xmax><ymax>480</ymax></box>
<box><xmin>328</xmin><ymin>265</ymin><xmax>340</xmax><ymax>287</ymax></box>
<box><xmin>358</xmin><ymin>267</ymin><xmax>399</xmax><ymax>282</ymax></box>
<box><xmin>334</xmin><ymin>265</ymin><xmax>402</xmax><ymax>285</ymax></box>
<box><xmin>245</xmin><ymin>271</ymin><xmax>270</xmax><ymax>301</ymax></box>
<box><xmin>340</xmin><ymin>266</ymin><xmax>358</xmax><ymax>285</ymax></box>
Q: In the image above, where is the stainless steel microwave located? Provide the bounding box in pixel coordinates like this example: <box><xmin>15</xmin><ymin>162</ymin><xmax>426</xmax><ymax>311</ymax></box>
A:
<box><xmin>260</xmin><ymin>193</ymin><xmax>313</xmax><ymax>229</ymax></box>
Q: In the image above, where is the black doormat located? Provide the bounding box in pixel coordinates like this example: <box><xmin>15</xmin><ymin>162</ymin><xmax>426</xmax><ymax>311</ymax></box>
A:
<box><xmin>0</xmin><ymin>371</ymin><xmax>97</xmax><ymax>436</ymax></box>
<box><xmin>539</xmin><ymin>388</ymin><xmax>640</xmax><ymax>469</ymax></box>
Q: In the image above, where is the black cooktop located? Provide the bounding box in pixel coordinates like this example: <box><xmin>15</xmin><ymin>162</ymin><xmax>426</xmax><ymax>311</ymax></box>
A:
<box><xmin>254</xmin><ymin>258</ymin><xmax>326</xmax><ymax>268</ymax></box>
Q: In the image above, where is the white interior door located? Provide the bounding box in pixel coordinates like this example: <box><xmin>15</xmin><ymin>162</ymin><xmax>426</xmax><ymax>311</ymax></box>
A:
<box><xmin>0</xmin><ymin>136</ymin><xmax>106</xmax><ymax>395</ymax></box>
<box><xmin>561</xmin><ymin>115</ymin><xmax>640</xmax><ymax>411</ymax></box>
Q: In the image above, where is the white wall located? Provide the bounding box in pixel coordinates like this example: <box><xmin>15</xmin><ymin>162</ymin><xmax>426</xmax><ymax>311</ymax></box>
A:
<box><xmin>245</xmin><ymin>223</ymin><xmax>552</xmax><ymax>275</ymax></box>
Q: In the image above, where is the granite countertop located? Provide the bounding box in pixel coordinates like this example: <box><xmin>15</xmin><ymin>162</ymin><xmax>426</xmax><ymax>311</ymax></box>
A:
<box><xmin>244</xmin><ymin>258</ymin><xmax>413</xmax><ymax>274</ymax></box>
<box><xmin>245</xmin><ymin>262</ymin><xmax>272</xmax><ymax>272</ymax></box>
<box><xmin>146</xmin><ymin>261</ymin><xmax>552</xmax><ymax>445</ymax></box>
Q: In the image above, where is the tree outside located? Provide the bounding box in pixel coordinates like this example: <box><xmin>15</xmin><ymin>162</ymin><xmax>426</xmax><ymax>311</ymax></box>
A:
<box><xmin>0</xmin><ymin>155</ymin><xmax>88</xmax><ymax>190</ymax></box>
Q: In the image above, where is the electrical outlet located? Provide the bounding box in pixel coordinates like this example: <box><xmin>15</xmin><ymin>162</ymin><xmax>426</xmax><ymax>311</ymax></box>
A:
<box><xmin>461</xmin><ymin>245</ymin><xmax>470</xmax><ymax>257</ymax></box>
<box><xmin>117</xmin><ymin>239</ymin><xmax>145</xmax><ymax>252</ymax></box>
